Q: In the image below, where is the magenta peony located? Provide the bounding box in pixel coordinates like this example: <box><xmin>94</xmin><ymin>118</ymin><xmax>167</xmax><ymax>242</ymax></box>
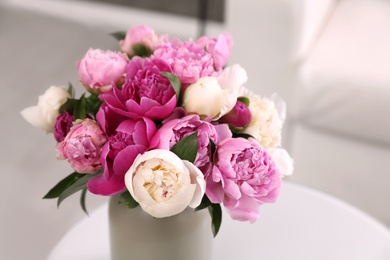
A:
<box><xmin>87</xmin><ymin>104</ymin><xmax>157</xmax><ymax>195</ymax></box>
<box><xmin>56</xmin><ymin>118</ymin><xmax>107</xmax><ymax>173</ymax></box>
<box><xmin>100</xmin><ymin>57</ymin><xmax>177</xmax><ymax>120</ymax></box>
<box><xmin>219</xmin><ymin>100</ymin><xmax>252</xmax><ymax>128</ymax></box>
<box><xmin>207</xmin><ymin>137</ymin><xmax>281</xmax><ymax>223</ymax></box>
<box><xmin>53</xmin><ymin>112</ymin><xmax>74</xmax><ymax>142</ymax></box>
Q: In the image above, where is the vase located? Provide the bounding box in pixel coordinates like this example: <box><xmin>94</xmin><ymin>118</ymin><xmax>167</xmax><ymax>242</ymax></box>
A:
<box><xmin>108</xmin><ymin>195</ymin><xmax>213</xmax><ymax>260</ymax></box>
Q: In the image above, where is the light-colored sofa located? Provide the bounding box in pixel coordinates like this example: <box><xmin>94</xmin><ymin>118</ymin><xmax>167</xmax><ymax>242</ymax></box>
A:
<box><xmin>289</xmin><ymin>0</ymin><xmax>390</xmax><ymax>227</ymax></box>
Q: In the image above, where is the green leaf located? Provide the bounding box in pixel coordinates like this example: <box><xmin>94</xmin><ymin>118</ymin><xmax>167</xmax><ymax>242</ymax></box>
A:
<box><xmin>59</xmin><ymin>98</ymin><xmax>77</xmax><ymax>114</ymax></box>
<box><xmin>171</xmin><ymin>132</ymin><xmax>198</xmax><ymax>163</ymax></box>
<box><xmin>110</xmin><ymin>31</ymin><xmax>126</xmax><ymax>41</ymax></box>
<box><xmin>208</xmin><ymin>203</ymin><xmax>222</xmax><ymax>238</ymax></box>
<box><xmin>67</xmin><ymin>83</ymin><xmax>75</xmax><ymax>98</ymax></box>
<box><xmin>132</xmin><ymin>43</ymin><xmax>152</xmax><ymax>57</ymax></box>
<box><xmin>118</xmin><ymin>191</ymin><xmax>139</xmax><ymax>208</ymax></box>
<box><xmin>160</xmin><ymin>71</ymin><xmax>181</xmax><ymax>104</ymax></box>
<box><xmin>73</xmin><ymin>94</ymin><xmax>87</xmax><ymax>120</ymax></box>
<box><xmin>57</xmin><ymin>173</ymin><xmax>97</xmax><ymax>207</ymax></box>
<box><xmin>86</xmin><ymin>93</ymin><xmax>102</xmax><ymax>117</ymax></box>
<box><xmin>232</xmin><ymin>133</ymin><xmax>254</xmax><ymax>139</ymax></box>
<box><xmin>237</xmin><ymin>96</ymin><xmax>250</xmax><ymax>107</ymax></box>
<box><xmin>209</xmin><ymin>138</ymin><xmax>216</xmax><ymax>159</ymax></box>
<box><xmin>195</xmin><ymin>195</ymin><xmax>212</xmax><ymax>211</ymax></box>
<box><xmin>43</xmin><ymin>172</ymin><xmax>84</xmax><ymax>199</ymax></box>
<box><xmin>80</xmin><ymin>188</ymin><xmax>88</xmax><ymax>215</ymax></box>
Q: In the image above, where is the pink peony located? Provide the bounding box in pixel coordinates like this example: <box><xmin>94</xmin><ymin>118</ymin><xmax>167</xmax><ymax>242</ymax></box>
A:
<box><xmin>196</xmin><ymin>32</ymin><xmax>233</xmax><ymax>71</ymax></box>
<box><xmin>207</xmin><ymin>137</ymin><xmax>281</xmax><ymax>223</ymax></box>
<box><xmin>56</xmin><ymin>118</ymin><xmax>107</xmax><ymax>173</ymax></box>
<box><xmin>149</xmin><ymin>114</ymin><xmax>231</xmax><ymax>175</ymax></box>
<box><xmin>100</xmin><ymin>57</ymin><xmax>176</xmax><ymax>120</ymax></box>
<box><xmin>120</xmin><ymin>25</ymin><xmax>165</xmax><ymax>56</ymax></box>
<box><xmin>53</xmin><ymin>112</ymin><xmax>74</xmax><ymax>142</ymax></box>
<box><xmin>77</xmin><ymin>48</ymin><xmax>128</xmax><ymax>93</ymax></box>
<box><xmin>152</xmin><ymin>39</ymin><xmax>216</xmax><ymax>86</ymax></box>
<box><xmin>87</xmin><ymin>104</ymin><xmax>156</xmax><ymax>195</ymax></box>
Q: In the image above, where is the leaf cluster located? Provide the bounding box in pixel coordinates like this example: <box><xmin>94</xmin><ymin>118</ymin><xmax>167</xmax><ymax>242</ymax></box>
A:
<box><xmin>43</xmin><ymin>171</ymin><xmax>102</xmax><ymax>215</ymax></box>
<box><xmin>59</xmin><ymin>84</ymin><xmax>102</xmax><ymax>120</ymax></box>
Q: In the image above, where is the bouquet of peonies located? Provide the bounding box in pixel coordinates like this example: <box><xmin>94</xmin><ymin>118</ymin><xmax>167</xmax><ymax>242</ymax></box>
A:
<box><xmin>21</xmin><ymin>25</ymin><xmax>293</xmax><ymax>236</ymax></box>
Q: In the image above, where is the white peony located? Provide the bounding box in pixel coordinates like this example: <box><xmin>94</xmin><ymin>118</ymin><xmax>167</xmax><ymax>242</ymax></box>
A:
<box><xmin>269</xmin><ymin>148</ymin><xmax>294</xmax><ymax>177</ymax></box>
<box><xmin>125</xmin><ymin>149</ymin><xmax>206</xmax><ymax>218</ymax></box>
<box><xmin>21</xmin><ymin>86</ymin><xmax>71</xmax><ymax>133</ymax></box>
<box><xmin>241</xmin><ymin>88</ymin><xmax>285</xmax><ymax>149</ymax></box>
<box><xmin>182</xmin><ymin>64</ymin><xmax>247</xmax><ymax>119</ymax></box>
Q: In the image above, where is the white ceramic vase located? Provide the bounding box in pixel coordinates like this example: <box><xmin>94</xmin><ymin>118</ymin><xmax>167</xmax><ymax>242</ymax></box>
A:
<box><xmin>108</xmin><ymin>195</ymin><xmax>213</xmax><ymax>260</ymax></box>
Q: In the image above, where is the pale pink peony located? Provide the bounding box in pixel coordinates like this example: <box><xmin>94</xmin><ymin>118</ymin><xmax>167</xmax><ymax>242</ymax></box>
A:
<box><xmin>87</xmin><ymin>104</ymin><xmax>157</xmax><ymax>195</ymax></box>
<box><xmin>100</xmin><ymin>57</ymin><xmax>176</xmax><ymax>120</ymax></box>
<box><xmin>56</xmin><ymin>118</ymin><xmax>107</xmax><ymax>173</ymax></box>
<box><xmin>149</xmin><ymin>114</ymin><xmax>231</xmax><ymax>176</ymax></box>
<box><xmin>207</xmin><ymin>137</ymin><xmax>281</xmax><ymax>223</ymax></box>
<box><xmin>120</xmin><ymin>25</ymin><xmax>165</xmax><ymax>56</ymax></box>
<box><xmin>152</xmin><ymin>39</ymin><xmax>216</xmax><ymax>86</ymax></box>
<box><xmin>77</xmin><ymin>48</ymin><xmax>128</xmax><ymax>93</ymax></box>
<box><xmin>196</xmin><ymin>32</ymin><xmax>233</xmax><ymax>71</ymax></box>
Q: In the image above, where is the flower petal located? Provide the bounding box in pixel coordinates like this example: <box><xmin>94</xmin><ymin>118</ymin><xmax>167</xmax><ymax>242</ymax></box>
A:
<box><xmin>217</xmin><ymin>64</ymin><xmax>248</xmax><ymax>118</ymax></box>
<box><xmin>21</xmin><ymin>106</ymin><xmax>51</xmax><ymax>132</ymax></box>
<box><xmin>183</xmin><ymin>160</ymin><xmax>206</xmax><ymax>208</ymax></box>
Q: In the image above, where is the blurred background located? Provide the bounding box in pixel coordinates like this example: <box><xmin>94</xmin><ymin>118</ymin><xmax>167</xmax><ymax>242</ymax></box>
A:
<box><xmin>1</xmin><ymin>0</ymin><xmax>390</xmax><ymax>259</ymax></box>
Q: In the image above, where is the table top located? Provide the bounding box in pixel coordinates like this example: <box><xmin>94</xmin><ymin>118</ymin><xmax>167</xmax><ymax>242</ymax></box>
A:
<box><xmin>47</xmin><ymin>181</ymin><xmax>390</xmax><ymax>260</ymax></box>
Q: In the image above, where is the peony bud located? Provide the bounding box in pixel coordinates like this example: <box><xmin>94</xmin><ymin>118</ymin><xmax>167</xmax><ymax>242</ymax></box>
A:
<box><xmin>53</xmin><ymin>112</ymin><xmax>74</xmax><ymax>142</ymax></box>
<box><xmin>21</xmin><ymin>86</ymin><xmax>71</xmax><ymax>133</ymax></box>
<box><xmin>120</xmin><ymin>25</ymin><xmax>163</xmax><ymax>56</ymax></box>
<box><xmin>219</xmin><ymin>100</ymin><xmax>252</xmax><ymax>128</ymax></box>
<box><xmin>182</xmin><ymin>64</ymin><xmax>247</xmax><ymax>120</ymax></box>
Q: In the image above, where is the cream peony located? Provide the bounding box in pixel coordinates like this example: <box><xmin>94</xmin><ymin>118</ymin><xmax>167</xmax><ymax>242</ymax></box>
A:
<box><xmin>269</xmin><ymin>148</ymin><xmax>294</xmax><ymax>177</ymax></box>
<box><xmin>182</xmin><ymin>64</ymin><xmax>247</xmax><ymax>119</ymax></box>
<box><xmin>241</xmin><ymin>89</ymin><xmax>285</xmax><ymax>149</ymax></box>
<box><xmin>21</xmin><ymin>86</ymin><xmax>71</xmax><ymax>133</ymax></box>
<box><xmin>125</xmin><ymin>149</ymin><xmax>206</xmax><ymax>218</ymax></box>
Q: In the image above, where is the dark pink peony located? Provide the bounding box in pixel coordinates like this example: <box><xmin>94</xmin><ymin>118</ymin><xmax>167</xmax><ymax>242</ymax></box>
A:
<box><xmin>219</xmin><ymin>100</ymin><xmax>252</xmax><ymax>128</ymax></box>
<box><xmin>56</xmin><ymin>118</ymin><xmax>107</xmax><ymax>173</ymax></box>
<box><xmin>99</xmin><ymin>57</ymin><xmax>176</xmax><ymax>120</ymax></box>
<box><xmin>207</xmin><ymin>137</ymin><xmax>281</xmax><ymax>223</ymax></box>
<box><xmin>149</xmin><ymin>114</ymin><xmax>231</xmax><ymax>175</ymax></box>
<box><xmin>53</xmin><ymin>112</ymin><xmax>74</xmax><ymax>142</ymax></box>
<box><xmin>87</xmin><ymin>104</ymin><xmax>157</xmax><ymax>195</ymax></box>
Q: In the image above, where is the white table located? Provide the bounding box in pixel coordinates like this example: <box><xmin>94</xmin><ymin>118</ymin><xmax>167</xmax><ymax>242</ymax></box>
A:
<box><xmin>47</xmin><ymin>182</ymin><xmax>390</xmax><ymax>260</ymax></box>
